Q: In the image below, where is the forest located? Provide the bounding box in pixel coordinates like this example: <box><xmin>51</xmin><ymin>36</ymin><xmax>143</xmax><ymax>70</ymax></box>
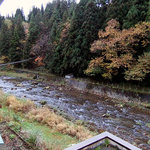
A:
<box><xmin>0</xmin><ymin>0</ymin><xmax>150</xmax><ymax>84</ymax></box>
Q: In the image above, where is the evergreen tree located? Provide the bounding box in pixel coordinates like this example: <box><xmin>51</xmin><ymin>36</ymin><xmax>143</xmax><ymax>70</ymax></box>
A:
<box><xmin>123</xmin><ymin>0</ymin><xmax>149</xmax><ymax>28</ymax></box>
<box><xmin>48</xmin><ymin>0</ymin><xmax>106</xmax><ymax>76</ymax></box>
<box><xmin>146</xmin><ymin>0</ymin><xmax>150</xmax><ymax>21</ymax></box>
<box><xmin>43</xmin><ymin>3</ymin><xmax>54</xmax><ymax>27</ymax></box>
<box><xmin>105</xmin><ymin>0</ymin><xmax>149</xmax><ymax>29</ymax></box>
<box><xmin>15</xmin><ymin>9</ymin><xmax>25</xmax><ymax>21</ymax></box>
<box><xmin>105</xmin><ymin>0</ymin><xmax>131</xmax><ymax>28</ymax></box>
<box><xmin>0</xmin><ymin>16</ymin><xmax>4</xmax><ymax>29</ymax></box>
<box><xmin>0</xmin><ymin>21</ymin><xmax>11</xmax><ymax>56</ymax></box>
<box><xmin>28</xmin><ymin>7</ymin><xmax>42</xmax><ymax>22</ymax></box>
<box><xmin>41</xmin><ymin>4</ymin><xmax>44</xmax><ymax>17</ymax></box>
<box><xmin>9</xmin><ymin>18</ymin><xmax>25</xmax><ymax>66</ymax></box>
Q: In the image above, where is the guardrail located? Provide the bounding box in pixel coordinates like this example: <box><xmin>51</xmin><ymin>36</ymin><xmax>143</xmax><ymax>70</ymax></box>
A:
<box><xmin>65</xmin><ymin>131</ymin><xmax>141</xmax><ymax>150</ymax></box>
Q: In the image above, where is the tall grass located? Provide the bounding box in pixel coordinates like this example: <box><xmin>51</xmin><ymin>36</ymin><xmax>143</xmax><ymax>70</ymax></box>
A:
<box><xmin>5</xmin><ymin>95</ymin><xmax>93</xmax><ymax>141</ymax></box>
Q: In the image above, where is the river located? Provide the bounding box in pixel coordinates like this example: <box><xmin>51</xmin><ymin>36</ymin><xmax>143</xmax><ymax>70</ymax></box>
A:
<box><xmin>0</xmin><ymin>75</ymin><xmax>149</xmax><ymax>150</ymax></box>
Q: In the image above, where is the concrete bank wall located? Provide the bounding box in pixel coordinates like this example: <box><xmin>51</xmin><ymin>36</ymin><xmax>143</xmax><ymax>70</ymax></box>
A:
<box><xmin>66</xmin><ymin>78</ymin><xmax>150</xmax><ymax>103</ymax></box>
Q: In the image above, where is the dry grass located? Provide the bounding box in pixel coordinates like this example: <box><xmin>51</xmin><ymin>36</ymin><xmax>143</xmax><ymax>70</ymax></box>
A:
<box><xmin>0</xmin><ymin>113</ymin><xmax>3</xmax><ymax>122</ymax></box>
<box><xmin>5</xmin><ymin>95</ymin><xmax>93</xmax><ymax>141</ymax></box>
<box><xmin>27</xmin><ymin>107</ymin><xmax>92</xmax><ymax>140</ymax></box>
<box><xmin>27</xmin><ymin>108</ymin><xmax>64</xmax><ymax>128</ymax></box>
<box><xmin>6</xmin><ymin>96</ymin><xmax>35</xmax><ymax>113</ymax></box>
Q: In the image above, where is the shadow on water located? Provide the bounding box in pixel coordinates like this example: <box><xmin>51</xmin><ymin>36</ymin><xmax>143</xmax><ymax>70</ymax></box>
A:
<box><xmin>0</xmin><ymin>76</ymin><xmax>150</xmax><ymax>150</ymax></box>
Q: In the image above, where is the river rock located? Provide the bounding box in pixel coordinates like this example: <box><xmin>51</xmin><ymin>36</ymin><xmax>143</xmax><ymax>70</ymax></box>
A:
<box><xmin>32</xmin><ymin>82</ymin><xmax>38</xmax><ymax>85</ymax></box>
<box><xmin>59</xmin><ymin>87</ymin><xmax>62</xmax><ymax>91</ymax></box>
<box><xmin>55</xmin><ymin>94</ymin><xmax>60</xmax><ymax>98</ymax></box>
<box><xmin>26</xmin><ymin>88</ymin><xmax>32</xmax><ymax>91</ymax></box>
<box><xmin>40</xmin><ymin>100</ymin><xmax>47</xmax><ymax>105</ymax></box>
<box><xmin>45</xmin><ymin>86</ymin><xmax>50</xmax><ymax>89</ymax></box>
<box><xmin>102</xmin><ymin>113</ymin><xmax>110</xmax><ymax>118</ymax></box>
<box><xmin>33</xmin><ymin>74</ymin><xmax>39</xmax><ymax>79</ymax></box>
<box><xmin>146</xmin><ymin>123</ymin><xmax>150</xmax><ymax>128</ymax></box>
<box><xmin>147</xmin><ymin>140</ymin><xmax>150</xmax><ymax>145</ymax></box>
<box><xmin>16</xmin><ymin>83</ymin><xmax>23</xmax><ymax>87</ymax></box>
<box><xmin>65</xmin><ymin>74</ymin><xmax>74</xmax><ymax>79</ymax></box>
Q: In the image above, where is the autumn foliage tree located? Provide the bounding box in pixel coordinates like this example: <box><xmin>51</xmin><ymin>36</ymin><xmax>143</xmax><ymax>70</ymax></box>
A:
<box><xmin>125</xmin><ymin>52</ymin><xmax>150</xmax><ymax>81</ymax></box>
<box><xmin>86</xmin><ymin>19</ymin><xmax>150</xmax><ymax>81</ymax></box>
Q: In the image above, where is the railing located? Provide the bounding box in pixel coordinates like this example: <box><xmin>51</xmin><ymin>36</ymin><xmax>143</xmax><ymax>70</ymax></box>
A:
<box><xmin>65</xmin><ymin>131</ymin><xmax>141</xmax><ymax>150</ymax></box>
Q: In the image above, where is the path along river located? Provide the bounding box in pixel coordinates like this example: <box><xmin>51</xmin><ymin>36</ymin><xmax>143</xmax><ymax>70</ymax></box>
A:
<box><xmin>0</xmin><ymin>75</ymin><xmax>149</xmax><ymax>150</ymax></box>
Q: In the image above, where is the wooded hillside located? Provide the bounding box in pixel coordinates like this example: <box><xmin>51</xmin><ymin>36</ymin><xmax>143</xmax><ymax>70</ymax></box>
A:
<box><xmin>0</xmin><ymin>0</ymin><xmax>149</xmax><ymax>83</ymax></box>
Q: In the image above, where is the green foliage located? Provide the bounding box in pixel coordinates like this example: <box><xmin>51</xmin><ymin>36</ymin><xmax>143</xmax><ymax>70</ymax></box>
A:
<box><xmin>15</xmin><ymin>9</ymin><xmax>25</xmax><ymax>21</ymax></box>
<box><xmin>0</xmin><ymin>21</ymin><xmax>11</xmax><ymax>56</ymax></box>
<box><xmin>106</xmin><ymin>0</ymin><xmax>149</xmax><ymax>29</ymax></box>
<box><xmin>9</xmin><ymin>134</ymin><xmax>16</xmax><ymax>140</ymax></box>
<box><xmin>48</xmin><ymin>0</ymin><xmax>106</xmax><ymax>76</ymax></box>
<box><xmin>9</xmin><ymin>19</ymin><xmax>25</xmax><ymax>66</ymax></box>
<box><xmin>146</xmin><ymin>0</ymin><xmax>150</xmax><ymax>21</ymax></box>
<box><xmin>125</xmin><ymin>52</ymin><xmax>150</xmax><ymax>81</ymax></box>
<box><xmin>26</xmin><ymin>134</ymin><xmax>37</xmax><ymax>146</ymax></box>
<box><xmin>123</xmin><ymin>0</ymin><xmax>149</xmax><ymax>28</ymax></box>
<box><xmin>0</xmin><ymin>15</ymin><xmax>4</xmax><ymax>29</ymax></box>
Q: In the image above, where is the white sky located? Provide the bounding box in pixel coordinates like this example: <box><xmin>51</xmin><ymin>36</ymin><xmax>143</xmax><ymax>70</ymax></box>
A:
<box><xmin>0</xmin><ymin>0</ymin><xmax>80</xmax><ymax>17</ymax></box>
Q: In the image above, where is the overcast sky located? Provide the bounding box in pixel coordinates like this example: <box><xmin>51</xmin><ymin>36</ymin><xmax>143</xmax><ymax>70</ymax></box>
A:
<box><xmin>0</xmin><ymin>0</ymin><xmax>80</xmax><ymax>17</ymax></box>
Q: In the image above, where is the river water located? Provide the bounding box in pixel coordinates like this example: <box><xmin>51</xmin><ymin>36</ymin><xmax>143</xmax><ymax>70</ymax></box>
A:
<box><xmin>0</xmin><ymin>76</ymin><xmax>150</xmax><ymax>150</ymax></box>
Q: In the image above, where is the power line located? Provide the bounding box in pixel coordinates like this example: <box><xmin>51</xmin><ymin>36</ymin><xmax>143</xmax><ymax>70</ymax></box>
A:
<box><xmin>0</xmin><ymin>57</ymin><xmax>35</xmax><ymax>67</ymax></box>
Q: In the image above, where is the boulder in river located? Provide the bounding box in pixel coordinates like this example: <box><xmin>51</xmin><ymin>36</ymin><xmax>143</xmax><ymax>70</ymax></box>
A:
<box><xmin>16</xmin><ymin>83</ymin><xmax>23</xmax><ymax>87</ymax></box>
<box><xmin>26</xmin><ymin>88</ymin><xmax>32</xmax><ymax>91</ymax></box>
<box><xmin>146</xmin><ymin>123</ymin><xmax>150</xmax><ymax>128</ymax></box>
<box><xmin>33</xmin><ymin>74</ymin><xmax>39</xmax><ymax>79</ymax></box>
<box><xmin>102</xmin><ymin>113</ymin><xmax>110</xmax><ymax>118</ymax></box>
<box><xmin>40</xmin><ymin>100</ymin><xmax>47</xmax><ymax>105</ymax></box>
<box><xmin>31</xmin><ymin>82</ymin><xmax>38</xmax><ymax>85</ymax></box>
<box><xmin>45</xmin><ymin>86</ymin><xmax>50</xmax><ymax>89</ymax></box>
<box><xmin>147</xmin><ymin>140</ymin><xmax>150</xmax><ymax>145</ymax></box>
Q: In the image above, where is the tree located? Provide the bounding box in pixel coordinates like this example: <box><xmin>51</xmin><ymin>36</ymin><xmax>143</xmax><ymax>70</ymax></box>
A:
<box><xmin>105</xmin><ymin>0</ymin><xmax>149</xmax><ymax>29</ymax></box>
<box><xmin>15</xmin><ymin>9</ymin><xmax>25</xmax><ymax>21</ymax></box>
<box><xmin>125</xmin><ymin>52</ymin><xmax>150</xmax><ymax>81</ymax></box>
<box><xmin>146</xmin><ymin>0</ymin><xmax>150</xmax><ymax>21</ymax></box>
<box><xmin>0</xmin><ymin>21</ymin><xmax>11</xmax><ymax>56</ymax></box>
<box><xmin>43</xmin><ymin>3</ymin><xmax>54</xmax><ymax>27</ymax></box>
<box><xmin>123</xmin><ymin>0</ymin><xmax>149</xmax><ymax>28</ymax></box>
<box><xmin>25</xmin><ymin>9</ymin><xmax>42</xmax><ymax>55</ymax></box>
<box><xmin>0</xmin><ymin>15</ymin><xmax>4</xmax><ymax>29</ymax></box>
<box><xmin>48</xmin><ymin>0</ymin><xmax>106</xmax><ymax>76</ymax></box>
<box><xmin>9</xmin><ymin>18</ymin><xmax>25</xmax><ymax>66</ymax></box>
<box><xmin>86</xmin><ymin>20</ymin><xmax>150</xmax><ymax>80</ymax></box>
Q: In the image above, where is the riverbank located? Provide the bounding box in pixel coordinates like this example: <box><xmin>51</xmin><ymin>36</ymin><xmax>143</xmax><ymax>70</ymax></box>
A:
<box><xmin>0</xmin><ymin>91</ymin><xmax>94</xmax><ymax>150</ymax></box>
<box><xmin>0</xmin><ymin>68</ymin><xmax>150</xmax><ymax>111</ymax></box>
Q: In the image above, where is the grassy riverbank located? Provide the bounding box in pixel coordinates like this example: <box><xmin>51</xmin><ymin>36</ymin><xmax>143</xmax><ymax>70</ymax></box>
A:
<box><xmin>0</xmin><ymin>91</ymin><xmax>94</xmax><ymax>150</ymax></box>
